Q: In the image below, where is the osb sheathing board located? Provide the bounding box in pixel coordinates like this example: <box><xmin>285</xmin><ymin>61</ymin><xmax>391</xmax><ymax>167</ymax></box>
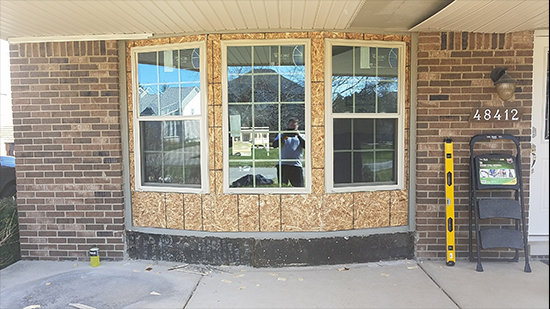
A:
<box><xmin>128</xmin><ymin>32</ymin><xmax>411</xmax><ymax>232</ymax></box>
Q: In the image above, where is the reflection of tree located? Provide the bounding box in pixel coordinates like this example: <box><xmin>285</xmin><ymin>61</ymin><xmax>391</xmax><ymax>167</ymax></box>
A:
<box><xmin>332</xmin><ymin>76</ymin><xmax>397</xmax><ymax>113</ymax></box>
<box><xmin>228</xmin><ymin>68</ymin><xmax>305</xmax><ymax>131</ymax></box>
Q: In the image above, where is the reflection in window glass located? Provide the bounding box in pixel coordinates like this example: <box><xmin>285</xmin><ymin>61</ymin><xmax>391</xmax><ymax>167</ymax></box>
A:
<box><xmin>329</xmin><ymin>42</ymin><xmax>402</xmax><ymax>190</ymax></box>
<box><xmin>333</xmin><ymin>119</ymin><xmax>396</xmax><ymax>184</ymax></box>
<box><xmin>140</xmin><ymin>121</ymin><xmax>201</xmax><ymax>186</ymax></box>
<box><xmin>135</xmin><ymin>45</ymin><xmax>206</xmax><ymax>191</ymax></box>
<box><xmin>138</xmin><ymin>49</ymin><xmax>201</xmax><ymax>116</ymax></box>
<box><xmin>226</xmin><ymin>44</ymin><xmax>307</xmax><ymax>189</ymax></box>
<box><xmin>332</xmin><ymin>46</ymin><xmax>398</xmax><ymax>114</ymax></box>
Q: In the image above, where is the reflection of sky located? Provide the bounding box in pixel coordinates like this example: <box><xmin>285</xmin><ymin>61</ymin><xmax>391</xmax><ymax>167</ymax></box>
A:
<box><xmin>138</xmin><ymin>63</ymin><xmax>200</xmax><ymax>94</ymax></box>
<box><xmin>228</xmin><ymin>66</ymin><xmax>305</xmax><ymax>87</ymax></box>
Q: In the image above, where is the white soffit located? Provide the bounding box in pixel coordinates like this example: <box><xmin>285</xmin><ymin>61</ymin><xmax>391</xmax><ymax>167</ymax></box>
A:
<box><xmin>0</xmin><ymin>0</ymin><xmax>365</xmax><ymax>42</ymax></box>
<box><xmin>410</xmin><ymin>0</ymin><xmax>549</xmax><ymax>33</ymax></box>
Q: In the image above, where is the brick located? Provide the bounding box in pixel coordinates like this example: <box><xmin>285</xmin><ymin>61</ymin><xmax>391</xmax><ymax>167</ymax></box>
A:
<box><xmin>11</xmin><ymin>41</ymin><xmax>124</xmax><ymax>261</ymax></box>
<box><xmin>415</xmin><ymin>31</ymin><xmax>533</xmax><ymax>259</ymax></box>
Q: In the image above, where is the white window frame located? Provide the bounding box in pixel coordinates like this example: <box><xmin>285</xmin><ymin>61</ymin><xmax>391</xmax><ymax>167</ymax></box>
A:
<box><xmin>131</xmin><ymin>42</ymin><xmax>209</xmax><ymax>194</ymax></box>
<box><xmin>222</xmin><ymin>39</ymin><xmax>312</xmax><ymax>194</ymax></box>
<box><xmin>325</xmin><ymin>39</ymin><xmax>405</xmax><ymax>193</ymax></box>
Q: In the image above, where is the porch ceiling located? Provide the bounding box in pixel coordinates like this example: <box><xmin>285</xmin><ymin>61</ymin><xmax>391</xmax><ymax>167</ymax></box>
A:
<box><xmin>0</xmin><ymin>0</ymin><xmax>548</xmax><ymax>43</ymax></box>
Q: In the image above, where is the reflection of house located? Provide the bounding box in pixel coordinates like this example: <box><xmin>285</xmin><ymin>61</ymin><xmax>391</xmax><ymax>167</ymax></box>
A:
<box><xmin>228</xmin><ymin>68</ymin><xmax>305</xmax><ymax>130</ymax></box>
<box><xmin>139</xmin><ymin>87</ymin><xmax>201</xmax><ymax>142</ymax></box>
<box><xmin>230</xmin><ymin>126</ymin><xmax>270</xmax><ymax>156</ymax></box>
<box><xmin>139</xmin><ymin>86</ymin><xmax>200</xmax><ymax>116</ymax></box>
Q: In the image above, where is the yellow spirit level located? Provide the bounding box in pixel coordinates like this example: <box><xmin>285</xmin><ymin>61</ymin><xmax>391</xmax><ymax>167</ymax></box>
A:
<box><xmin>444</xmin><ymin>138</ymin><xmax>456</xmax><ymax>266</ymax></box>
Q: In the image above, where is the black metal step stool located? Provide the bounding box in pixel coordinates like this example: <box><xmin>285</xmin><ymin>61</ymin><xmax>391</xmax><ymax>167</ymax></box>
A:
<box><xmin>468</xmin><ymin>134</ymin><xmax>531</xmax><ymax>272</ymax></box>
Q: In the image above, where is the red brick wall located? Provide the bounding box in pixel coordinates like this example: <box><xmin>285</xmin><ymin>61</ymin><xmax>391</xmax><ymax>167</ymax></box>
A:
<box><xmin>415</xmin><ymin>31</ymin><xmax>533</xmax><ymax>259</ymax></box>
<box><xmin>9</xmin><ymin>41</ymin><xmax>125</xmax><ymax>261</ymax></box>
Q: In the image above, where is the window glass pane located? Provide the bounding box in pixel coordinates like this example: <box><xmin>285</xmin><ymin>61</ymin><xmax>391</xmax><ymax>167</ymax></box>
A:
<box><xmin>333</xmin><ymin>119</ymin><xmax>351</xmax><ymax>150</ymax></box>
<box><xmin>138</xmin><ymin>48</ymin><xmax>202</xmax><ymax>116</ymax></box>
<box><xmin>352</xmin><ymin>119</ymin><xmax>374</xmax><ymax>150</ymax></box>
<box><xmin>228</xmin><ymin>46</ymin><xmax>252</xmax><ymax>66</ymax></box>
<box><xmin>228</xmin><ymin>104</ymin><xmax>253</xmax><ymax>132</ymax></box>
<box><xmin>141</xmin><ymin>121</ymin><xmax>162</xmax><ymax>151</ymax></box>
<box><xmin>159</xmin><ymin>50</ymin><xmax>179</xmax><ymax>84</ymax></box>
<box><xmin>333</xmin><ymin>118</ymin><xmax>397</xmax><ymax>186</ymax></box>
<box><xmin>228</xmin><ymin>74</ymin><xmax>253</xmax><ymax>103</ymax></box>
<box><xmin>254</xmin><ymin>72</ymin><xmax>279</xmax><ymax>102</ymax></box>
<box><xmin>253</xmin><ymin>103</ymin><xmax>279</xmax><ymax>130</ymax></box>
<box><xmin>227</xmin><ymin>44</ymin><xmax>306</xmax><ymax>189</ymax></box>
<box><xmin>138</xmin><ymin>52</ymin><xmax>158</xmax><ymax>87</ymax></box>
<box><xmin>354</xmin><ymin>152</ymin><xmax>374</xmax><ymax>183</ymax></box>
<box><xmin>332</xmin><ymin>46</ymin><xmax>399</xmax><ymax>114</ymax></box>
<box><xmin>334</xmin><ymin>152</ymin><xmax>351</xmax><ymax>184</ymax></box>
<box><xmin>280</xmin><ymin>104</ymin><xmax>305</xmax><ymax>130</ymax></box>
<box><xmin>140</xmin><ymin>120</ymin><xmax>201</xmax><ymax>187</ymax></box>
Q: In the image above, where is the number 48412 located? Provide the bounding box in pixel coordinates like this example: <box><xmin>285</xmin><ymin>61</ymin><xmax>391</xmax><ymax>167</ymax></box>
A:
<box><xmin>471</xmin><ymin>108</ymin><xmax>521</xmax><ymax>122</ymax></box>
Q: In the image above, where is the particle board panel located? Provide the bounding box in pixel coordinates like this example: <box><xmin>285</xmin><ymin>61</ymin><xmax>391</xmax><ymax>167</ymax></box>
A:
<box><xmin>170</xmin><ymin>34</ymin><xmax>207</xmax><ymax>44</ymax></box>
<box><xmin>128</xmin><ymin>152</ymin><xmax>135</xmax><ymax>192</ymax></box>
<box><xmin>214</xmin><ymin>127</ymin><xmax>223</xmax><ymax>171</ymax></box>
<box><xmin>238</xmin><ymin>195</ymin><xmax>260</xmax><ymax>232</ymax></box>
<box><xmin>213</xmin><ymin>104</ymin><xmax>223</xmax><ymax>128</ymax></box>
<box><xmin>208</xmin><ymin>127</ymin><xmax>216</xmax><ymax>171</ymax></box>
<box><xmin>207</xmin><ymin>90</ymin><xmax>215</xmax><ymax>127</ymax></box>
<box><xmin>201</xmin><ymin>194</ymin><xmax>214</xmax><ymax>231</ymax></box>
<box><xmin>132</xmin><ymin>191</ymin><xmax>166</xmax><ymax>228</ymax></box>
<box><xmin>311</xmin><ymin>126</ymin><xmax>325</xmax><ymax>169</ymax></box>
<box><xmin>221</xmin><ymin>33</ymin><xmax>265</xmax><ymax>40</ymax></box>
<box><xmin>203</xmin><ymin>195</ymin><xmax>239</xmax><ymax>232</ymax></box>
<box><xmin>209</xmin><ymin>35</ymin><xmax>222</xmax><ymax>84</ymax></box>
<box><xmin>184</xmin><ymin>194</ymin><xmax>203</xmax><ymax>231</ymax></box>
<box><xmin>323</xmin><ymin>193</ymin><xmax>353</xmax><ymax>231</ymax></box>
<box><xmin>390</xmin><ymin>189</ymin><xmax>409</xmax><ymax>227</ymax></box>
<box><xmin>354</xmin><ymin>191</ymin><xmax>390</xmax><ymax>229</ymax></box>
<box><xmin>127</xmin><ymin>111</ymin><xmax>134</xmax><ymax>154</ymax></box>
<box><xmin>311</xmin><ymin>82</ymin><xmax>324</xmax><ymax>106</ymax></box>
<box><xmin>311</xmin><ymin>168</ymin><xmax>325</xmax><ymax>195</ymax></box>
<box><xmin>281</xmin><ymin>194</ymin><xmax>322</xmax><ymax>231</ymax></box>
<box><xmin>364</xmin><ymin>34</ymin><xmax>385</xmax><ymax>41</ymax></box>
<box><xmin>213</xmin><ymin>83</ymin><xmax>222</xmax><ymax>106</ymax></box>
<box><xmin>215</xmin><ymin>170</ymin><xmax>223</xmax><ymax>196</ymax></box>
<box><xmin>311</xmin><ymin>101</ymin><xmax>324</xmax><ymax>127</ymax></box>
<box><xmin>259</xmin><ymin>194</ymin><xmax>281</xmax><ymax>232</ymax></box>
<box><xmin>311</xmin><ymin>38</ymin><xmax>324</xmax><ymax>82</ymax></box>
<box><xmin>166</xmin><ymin>193</ymin><xmax>184</xmax><ymax>230</ymax></box>
<box><xmin>265</xmin><ymin>32</ymin><xmax>309</xmax><ymax>39</ymax></box>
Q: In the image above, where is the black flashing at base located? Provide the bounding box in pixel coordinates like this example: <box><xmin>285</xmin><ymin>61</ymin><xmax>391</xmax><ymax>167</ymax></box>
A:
<box><xmin>126</xmin><ymin>231</ymin><xmax>415</xmax><ymax>267</ymax></box>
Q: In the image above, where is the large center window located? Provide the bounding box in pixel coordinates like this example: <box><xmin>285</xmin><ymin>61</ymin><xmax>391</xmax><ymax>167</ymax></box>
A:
<box><xmin>223</xmin><ymin>40</ymin><xmax>310</xmax><ymax>193</ymax></box>
<box><xmin>132</xmin><ymin>42</ymin><xmax>209</xmax><ymax>193</ymax></box>
<box><xmin>326</xmin><ymin>40</ymin><xmax>405</xmax><ymax>193</ymax></box>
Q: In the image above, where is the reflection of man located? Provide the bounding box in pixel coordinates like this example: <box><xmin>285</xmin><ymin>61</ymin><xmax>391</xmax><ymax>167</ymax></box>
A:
<box><xmin>272</xmin><ymin>119</ymin><xmax>305</xmax><ymax>187</ymax></box>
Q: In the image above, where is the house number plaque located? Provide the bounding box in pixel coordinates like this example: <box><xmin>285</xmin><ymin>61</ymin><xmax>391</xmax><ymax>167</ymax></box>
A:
<box><xmin>470</xmin><ymin>107</ymin><xmax>521</xmax><ymax>122</ymax></box>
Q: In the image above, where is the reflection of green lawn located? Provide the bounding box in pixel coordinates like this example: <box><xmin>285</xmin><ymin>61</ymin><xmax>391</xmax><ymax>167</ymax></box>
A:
<box><xmin>229</xmin><ymin>147</ymin><xmax>280</xmax><ymax>168</ymax></box>
<box><xmin>374</xmin><ymin>168</ymin><xmax>393</xmax><ymax>182</ymax></box>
